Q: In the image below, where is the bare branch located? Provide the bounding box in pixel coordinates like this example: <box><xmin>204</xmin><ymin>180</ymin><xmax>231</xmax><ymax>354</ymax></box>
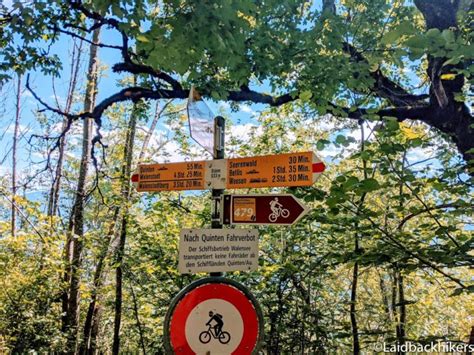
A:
<box><xmin>0</xmin><ymin>189</ymin><xmax>46</xmax><ymax>242</ymax></box>
<box><xmin>51</xmin><ymin>25</ymin><xmax>123</xmax><ymax>51</ymax></box>
<box><xmin>113</xmin><ymin>62</ymin><xmax>182</xmax><ymax>90</ymax></box>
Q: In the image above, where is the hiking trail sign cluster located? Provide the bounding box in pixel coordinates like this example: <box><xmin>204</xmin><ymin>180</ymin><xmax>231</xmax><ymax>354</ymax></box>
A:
<box><xmin>131</xmin><ymin>151</ymin><xmax>325</xmax><ymax>191</ymax></box>
<box><xmin>132</xmin><ymin>150</ymin><xmax>326</xmax><ymax>274</ymax></box>
<box><xmin>134</xmin><ymin>114</ymin><xmax>326</xmax><ymax>354</ymax></box>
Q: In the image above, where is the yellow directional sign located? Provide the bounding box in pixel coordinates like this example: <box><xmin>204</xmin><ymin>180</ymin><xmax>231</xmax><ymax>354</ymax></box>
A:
<box><xmin>226</xmin><ymin>151</ymin><xmax>324</xmax><ymax>189</ymax></box>
<box><xmin>132</xmin><ymin>152</ymin><xmax>325</xmax><ymax>192</ymax></box>
<box><xmin>135</xmin><ymin>161</ymin><xmax>206</xmax><ymax>191</ymax></box>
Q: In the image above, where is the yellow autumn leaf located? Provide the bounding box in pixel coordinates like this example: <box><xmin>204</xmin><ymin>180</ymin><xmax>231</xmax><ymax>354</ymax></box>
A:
<box><xmin>237</xmin><ymin>11</ymin><xmax>256</xmax><ymax>27</ymax></box>
<box><xmin>400</xmin><ymin>123</ymin><xmax>421</xmax><ymax>139</ymax></box>
<box><xmin>369</xmin><ymin>62</ymin><xmax>379</xmax><ymax>72</ymax></box>
<box><xmin>440</xmin><ymin>73</ymin><xmax>456</xmax><ymax>80</ymax></box>
<box><xmin>136</xmin><ymin>34</ymin><xmax>150</xmax><ymax>43</ymax></box>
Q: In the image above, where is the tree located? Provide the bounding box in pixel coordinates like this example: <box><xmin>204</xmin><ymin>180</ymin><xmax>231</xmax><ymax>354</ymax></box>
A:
<box><xmin>11</xmin><ymin>74</ymin><xmax>21</xmax><ymax>237</ymax></box>
<box><xmin>112</xmin><ymin>93</ymin><xmax>140</xmax><ymax>355</ymax></box>
<box><xmin>47</xmin><ymin>39</ymin><xmax>84</xmax><ymax>217</ymax></box>
<box><xmin>63</xmin><ymin>27</ymin><xmax>101</xmax><ymax>352</ymax></box>
<box><xmin>2</xmin><ymin>0</ymin><xmax>473</xmax><ymax>173</ymax></box>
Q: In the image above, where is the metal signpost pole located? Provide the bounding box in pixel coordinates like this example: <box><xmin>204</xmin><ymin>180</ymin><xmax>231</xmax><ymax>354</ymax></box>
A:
<box><xmin>210</xmin><ymin>116</ymin><xmax>225</xmax><ymax>277</ymax></box>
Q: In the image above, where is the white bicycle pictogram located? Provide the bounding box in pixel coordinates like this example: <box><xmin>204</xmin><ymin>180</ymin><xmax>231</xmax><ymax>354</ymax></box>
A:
<box><xmin>269</xmin><ymin>198</ymin><xmax>290</xmax><ymax>222</ymax></box>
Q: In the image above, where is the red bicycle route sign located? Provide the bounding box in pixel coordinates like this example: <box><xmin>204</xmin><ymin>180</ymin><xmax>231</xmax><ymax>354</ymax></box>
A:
<box><xmin>223</xmin><ymin>194</ymin><xmax>309</xmax><ymax>225</ymax></box>
<box><xmin>164</xmin><ymin>278</ymin><xmax>263</xmax><ymax>354</ymax></box>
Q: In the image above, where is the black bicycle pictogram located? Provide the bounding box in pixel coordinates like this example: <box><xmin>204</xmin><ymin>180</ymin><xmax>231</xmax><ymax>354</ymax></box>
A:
<box><xmin>199</xmin><ymin>311</ymin><xmax>231</xmax><ymax>344</ymax></box>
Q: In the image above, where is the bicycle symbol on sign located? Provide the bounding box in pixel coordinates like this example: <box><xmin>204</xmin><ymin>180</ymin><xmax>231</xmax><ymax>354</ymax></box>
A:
<box><xmin>199</xmin><ymin>311</ymin><xmax>231</xmax><ymax>344</ymax></box>
<box><xmin>269</xmin><ymin>198</ymin><xmax>290</xmax><ymax>222</ymax></box>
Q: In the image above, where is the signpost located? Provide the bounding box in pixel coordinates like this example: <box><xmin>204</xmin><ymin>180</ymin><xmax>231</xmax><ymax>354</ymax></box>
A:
<box><xmin>133</xmin><ymin>105</ymin><xmax>327</xmax><ymax>353</ymax></box>
<box><xmin>179</xmin><ymin>229</ymin><xmax>259</xmax><ymax>274</ymax></box>
<box><xmin>223</xmin><ymin>194</ymin><xmax>309</xmax><ymax>225</ymax></box>
<box><xmin>164</xmin><ymin>277</ymin><xmax>263</xmax><ymax>354</ymax></box>
<box><xmin>210</xmin><ymin>116</ymin><xmax>225</xmax><ymax>277</ymax></box>
<box><xmin>132</xmin><ymin>151</ymin><xmax>325</xmax><ymax>191</ymax></box>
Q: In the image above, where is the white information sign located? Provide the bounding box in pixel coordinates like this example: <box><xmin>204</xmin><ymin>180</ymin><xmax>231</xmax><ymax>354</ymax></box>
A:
<box><xmin>179</xmin><ymin>229</ymin><xmax>259</xmax><ymax>274</ymax></box>
<box><xmin>204</xmin><ymin>159</ymin><xmax>227</xmax><ymax>189</ymax></box>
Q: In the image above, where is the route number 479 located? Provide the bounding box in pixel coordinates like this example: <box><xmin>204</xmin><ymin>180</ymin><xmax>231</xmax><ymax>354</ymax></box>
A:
<box><xmin>234</xmin><ymin>208</ymin><xmax>254</xmax><ymax>218</ymax></box>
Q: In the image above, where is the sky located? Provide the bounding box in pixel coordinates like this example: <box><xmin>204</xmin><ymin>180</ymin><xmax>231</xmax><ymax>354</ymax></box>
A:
<box><xmin>0</xmin><ymin>0</ymin><xmax>440</xmax><ymax>200</ymax></box>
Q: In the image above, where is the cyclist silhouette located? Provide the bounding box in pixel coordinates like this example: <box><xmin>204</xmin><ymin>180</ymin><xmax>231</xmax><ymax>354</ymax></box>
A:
<box><xmin>199</xmin><ymin>311</ymin><xmax>231</xmax><ymax>344</ymax></box>
<box><xmin>206</xmin><ymin>311</ymin><xmax>223</xmax><ymax>336</ymax></box>
<box><xmin>269</xmin><ymin>197</ymin><xmax>283</xmax><ymax>216</ymax></box>
<box><xmin>269</xmin><ymin>197</ymin><xmax>290</xmax><ymax>222</ymax></box>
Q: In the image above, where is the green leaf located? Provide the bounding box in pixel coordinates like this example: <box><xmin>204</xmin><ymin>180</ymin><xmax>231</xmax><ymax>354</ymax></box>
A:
<box><xmin>426</xmin><ymin>28</ymin><xmax>441</xmax><ymax>38</ymax></box>
<box><xmin>410</xmin><ymin>138</ymin><xmax>423</xmax><ymax>147</ymax></box>
<box><xmin>335</xmin><ymin>135</ymin><xmax>346</xmax><ymax>145</ymax></box>
<box><xmin>299</xmin><ymin>90</ymin><xmax>313</xmax><ymax>101</ymax></box>
<box><xmin>381</xmin><ymin>29</ymin><xmax>401</xmax><ymax>44</ymax></box>
<box><xmin>442</xmin><ymin>29</ymin><xmax>455</xmax><ymax>44</ymax></box>
<box><xmin>443</xmin><ymin>56</ymin><xmax>462</xmax><ymax>66</ymax></box>
<box><xmin>343</xmin><ymin>176</ymin><xmax>359</xmax><ymax>190</ymax></box>
<box><xmin>405</xmin><ymin>35</ymin><xmax>426</xmax><ymax>49</ymax></box>
<box><xmin>316</xmin><ymin>139</ymin><xmax>330</xmax><ymax>151</ymax></box>
<box><xmin>385</xmin><ymin>119</ymin><xmax>400</xmax><ymax>131</ymax></box>
<box><xmin>358</xmin><ymin>178</ymin><xmax>381</xmax><ymax>193</ymax></box>
<box><xmin>360</xmin><ymin>151</ymin><xmax>371</xmax><ymax>161</ymax></box>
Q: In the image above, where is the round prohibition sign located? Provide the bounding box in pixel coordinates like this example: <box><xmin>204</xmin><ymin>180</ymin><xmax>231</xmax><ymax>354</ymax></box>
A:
<box><xmin>164</xmin><ymin>277</ymin><xmax>264</xmax><ymax>354</ymax></box>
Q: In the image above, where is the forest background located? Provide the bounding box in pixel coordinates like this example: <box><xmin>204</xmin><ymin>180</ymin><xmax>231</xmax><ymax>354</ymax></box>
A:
<box><xmin>0</xmin><ymin>0</ymin><xmax>473</xmax><ymax>353</ymax></box>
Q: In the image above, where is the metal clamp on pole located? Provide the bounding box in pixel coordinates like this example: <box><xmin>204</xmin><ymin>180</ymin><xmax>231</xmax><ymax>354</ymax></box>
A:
<box><xmin>211</xmin><ymin>195</ymin><xmax>222</xmax><ymax>224</ymax></box>
<box><xmin>213</xmin><ymin>116</ymin><xmax>225</xmax><ymax>159</ymax></box>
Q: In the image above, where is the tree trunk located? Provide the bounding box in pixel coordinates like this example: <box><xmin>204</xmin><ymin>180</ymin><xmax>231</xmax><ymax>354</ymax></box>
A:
<box><xmin>89</xmin><ymin>305</ymin><xmax>102</xmax><ymax>355</ymax></box>
<box><xmin>48</xmin><ymin>39</ymin><xmax>84</xmax><ymax>217</ymax></box>
<box><xmin>80</xmin><ymin>208</ymin><xmax>119</xmax><ymax>354</ymax></box>
<box><xmin>350</xmin><ymin>260</ymin><xmax>360</xmax><ymax>355</ymax></box>
<box><xmin>11</xmin><ymin>74</ymin><xmax>21</xmax><ymax>237</ymax></box>
<box><xmin>112</xmin><ymin>219</ymin><xmax>125</xmax><ymax>354</ymax></box>
<box><xmin>467</xmin><ymin>326</ymin><xmax>474</xmax><ymax>355</ymax></box>
<box><xmin>350</xmin><ymin>123</ymin><xmax>368</xmax><ymax>355</ymax></box>
<box><xmin>268</xmin><ymin>280</ymin><xmax>284</xmax><ymax>354</ymax></box>
<box><xmin>413</xmin><ymin>0</ymin><xmax>474</xmax><ymax>172</ymax></box>
<box><xmin>130</xmin><ymin>277</ymin><xmax>147</xmax><ymax>354</ymax></box>
<box><xmin>395</xmin><ymin>158</ymin><xmax>406</xmax><ymax>353</ymax></box>
<box><xmin>378</xmin><ymin>271</ymin><xmax>391</xmax><ymax>321</ymax></box>
<box><xmin>396</xmin><ymin>270</ymin><xmax>406</xmax><ymax>355</ymax></box>
<box><xmin>64</xmin><ymin>27</ymin><xmax>101</xmax><ymax>353</ymax></box>
<box><xmin>112</xmin><ymin>99</ymin><xmax>139</xmax><ymax>354</ymax></box>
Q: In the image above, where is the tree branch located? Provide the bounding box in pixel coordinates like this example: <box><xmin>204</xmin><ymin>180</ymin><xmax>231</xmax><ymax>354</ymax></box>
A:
<box><xmin>343</xmin><ymin>43</ymin><xmax>429</xmax><ymax>106</ymax></box>
<box><xmin>397</xmin><ymin>202</ymin><xmax>472</xmax><ymax>230</ymax></box>
<box><xmin>69</xmin><ymin>0</ymin><xmax>131</xmax><ymax>62</ymax></box>
<box><xmin>414</xmin><ymin>0</ymin><xmax>459</xmax><ymax>30</ymax></box>
<box><xmin>328</xmin><ymin>102</ymin><xmax>431</xmax><ymax>122</ymax></box>
<box><xmin>112</xmin><ymin>62</ymin><xmax>182</xmax><ymax>90</ymax></box>
<box><xmin>50</xmin><ymin>25</ymin><xmax>123</xmax><ymax>51</ymax></box>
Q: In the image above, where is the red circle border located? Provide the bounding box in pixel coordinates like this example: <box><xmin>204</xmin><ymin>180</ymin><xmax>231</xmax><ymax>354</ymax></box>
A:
<box><xmin>169</xmin><ymin>283</ymin><xmax>259</xmax><ymax>354</ymax></box>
